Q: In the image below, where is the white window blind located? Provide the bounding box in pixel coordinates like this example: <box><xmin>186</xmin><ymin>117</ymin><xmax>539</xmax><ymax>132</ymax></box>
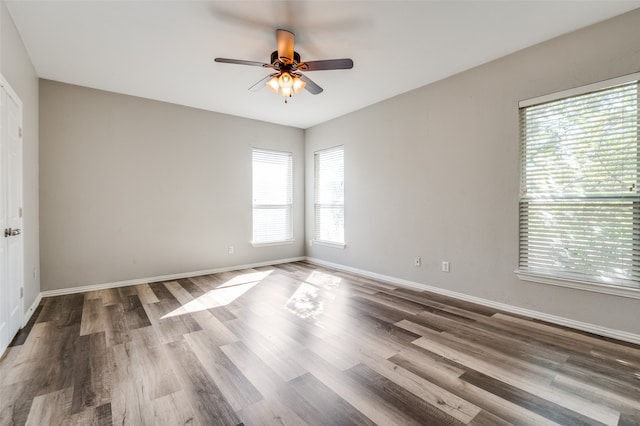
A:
<box><xmin>315</xmin><ymin>146</ymin><xmax>344</xmax><ymax>244</ymax></box>
<box><xmin>519</xmin><ymin>77</ymin><xmax>640</xmax><ymax>289</ymax></box>
<box><xmin>252</xmin><ymin>149</ymin><xmax>293</xmax><ymax>244</ymax></box>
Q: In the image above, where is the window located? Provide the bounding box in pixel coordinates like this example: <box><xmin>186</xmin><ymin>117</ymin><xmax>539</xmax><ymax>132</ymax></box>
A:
<box><xmin>252</xmin><ymin>149</ymin><xmax>293</xmax><ymax>245</ymax></box>
<box><xmin>518</xmin><ymin>74</ymin><xmax>640</xmax><ymax>290</ymax></box>
<box><xmin>314</xmin><ymin>146</ymin><xmax>344</xmax><ymax>245</ymax></box>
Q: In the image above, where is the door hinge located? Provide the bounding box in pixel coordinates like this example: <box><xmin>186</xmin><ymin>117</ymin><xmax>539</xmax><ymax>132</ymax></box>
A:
<box><xmin>20</xmin><ymin>288</ymin><xmax>23</xmax><ymax>298</ymax></box>
<box><xmin>19</xmin><ymin>207</ymin><xmax>23</xmax><ymax>218</ymax></box>
<box><xmin>19</xmin><ymin>127</ymin><xmax>23</xmax><ymax>138</ymax></box>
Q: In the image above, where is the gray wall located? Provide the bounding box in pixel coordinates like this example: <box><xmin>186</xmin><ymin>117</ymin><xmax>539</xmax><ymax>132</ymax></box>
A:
<box><xmin>1</xmin><ymin>1</ymin><xmax>40</xmax><ymax>314</ymax></box>
<box><xmin>305</xmin><ymin>9</ymin><xmax>640</xmax><ymax>335</ymax></box>
<box><xmin>40</xmin><ymin>80</ymin><xmax>304</xmax><ymax>291</ymax></box>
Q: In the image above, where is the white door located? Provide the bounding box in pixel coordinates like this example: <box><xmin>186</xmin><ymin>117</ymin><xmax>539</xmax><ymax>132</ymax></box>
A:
<box><xmin>0</xmin><ymin>78</ymin><xmax>24</xmax><ymax>355</ymax></box>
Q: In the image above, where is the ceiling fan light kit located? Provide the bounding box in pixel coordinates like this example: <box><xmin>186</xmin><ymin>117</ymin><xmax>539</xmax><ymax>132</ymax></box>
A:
<box><xmin>215</xmin><ymin>29</ymin><xmax>353</xmax><ymax>103</ymax></box>
<box><xmin>266</xmin><ymin>72</ymin><xmax>306</xmax><ymax>98</ymax></box>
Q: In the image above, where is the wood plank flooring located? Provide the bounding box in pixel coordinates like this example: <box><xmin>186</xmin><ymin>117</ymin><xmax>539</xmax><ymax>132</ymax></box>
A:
<box><xmin>1</xmin><ymin>261</ymin><xmax>639</xmax><ymax>425</ymax></box>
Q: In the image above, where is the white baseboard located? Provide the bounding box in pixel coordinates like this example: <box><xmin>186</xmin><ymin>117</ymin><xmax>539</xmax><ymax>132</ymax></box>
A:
<box><xmin>39</xmin><ymin>257</ymin><xmax>306</xmax><ymax>298</ymax></box>
<box><xmin>304</xmin><ymin>257</ymin><xmax>640</xmax><ymax>346</ymax></box>
<box><xmin>30</xmin><ymin>255</ymin><xmax>640</xmax><ymax>345</ymax></box>
<box><xmin>22</xmin><ymin>292</ymin><xmax>42</xmax><ymax>327</ymax></box>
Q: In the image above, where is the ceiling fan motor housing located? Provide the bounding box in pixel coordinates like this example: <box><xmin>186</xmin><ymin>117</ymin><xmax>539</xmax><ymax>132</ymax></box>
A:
<box><xmin>270</xmin><ymin>51</ymin><xmax>301</xmax><ymax>68</ymax></box>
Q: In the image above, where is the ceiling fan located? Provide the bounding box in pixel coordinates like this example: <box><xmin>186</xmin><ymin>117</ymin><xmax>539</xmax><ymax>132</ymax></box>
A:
<box><xmin>215</xmin><ymin>29</ymin><xmax>353</xmax><ymax>102</ymax></box>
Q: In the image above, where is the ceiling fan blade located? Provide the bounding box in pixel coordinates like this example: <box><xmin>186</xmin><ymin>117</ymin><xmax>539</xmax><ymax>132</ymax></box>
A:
<box><xmin>298</xmin><ymin>58</ymin><xmax>354</xmax><ymax>71</ymax></box>
<box><xmin>215</xmin><ymin>58</ymin><xmax>273</xmax><ymax>68</ymax></box>
<box><xmin>248</xmin><ymin>73</ymin><xmax>278</xmax><ymax>92</ymax></box>
<box><xmin>276</xmin><ymin>29</ymin><xmax>295</xmax><ymax>64</ymax></box>
<box><xmin>299</xmin><ymin>74</ymin><xmax>323</xmax><ymax>95</ymax></box>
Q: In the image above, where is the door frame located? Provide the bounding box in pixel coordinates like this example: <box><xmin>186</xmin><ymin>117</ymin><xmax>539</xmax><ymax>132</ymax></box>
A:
<box><xmin>0</xmin><ymin>73</ymin><xmax>25</xmax><ymax>350</ymax></box>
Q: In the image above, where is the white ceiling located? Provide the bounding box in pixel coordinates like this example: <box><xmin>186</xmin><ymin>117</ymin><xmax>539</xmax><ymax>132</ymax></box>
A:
<box><xmin>6</xmin><ymin>1</ymin><xmax>640</xmax><ymax>129</ymax></box>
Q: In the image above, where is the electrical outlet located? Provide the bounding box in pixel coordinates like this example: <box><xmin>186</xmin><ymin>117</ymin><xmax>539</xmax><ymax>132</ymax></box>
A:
<box><xmin>228</xmin><ymin>245</ymin><xmax>234</xmax><ymax>254</ymax></box>
<box><xmin>442</xmin><ymin>261</ymin><xmax>450</xmax><ymax>272</ymax></box>
<box><xmin>414</xmin><ymin>256</ymin><xmax>422</xmax><ymax>267</ymax></box>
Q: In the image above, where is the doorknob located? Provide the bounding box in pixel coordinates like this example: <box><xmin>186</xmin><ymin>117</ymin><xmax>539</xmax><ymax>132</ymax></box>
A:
<box><xmin>4</xmin><ymin>228</ymin><xmax>20</xmax><ymax>237</ymax></box>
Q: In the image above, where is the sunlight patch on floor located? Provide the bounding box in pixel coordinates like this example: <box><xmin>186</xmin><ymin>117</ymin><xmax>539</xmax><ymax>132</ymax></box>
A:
<box><xmin>285</xmin><ymin>271</ymin><xmax>341</xmax><ymax>321</ymax></box>
<box><xmin>161</xmin><ymin>270</ymin><xmax>273</xmax><ymax>319</ymax></box>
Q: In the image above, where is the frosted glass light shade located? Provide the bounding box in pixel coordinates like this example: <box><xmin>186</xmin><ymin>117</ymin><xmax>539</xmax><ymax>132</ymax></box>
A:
<box><xmin>278</xmin><ymin>72</ymin><xmax>294</xmax><ymax>89</ymax></box>
<box><xmin>266</xmin><ymin>77</ymin><xmax>279</xmax><ymax>93</ymax></box>
<box><xmin>293</xmin><ymin>77</ymin><xmax>306</xmax><ymax>94</ymax></box>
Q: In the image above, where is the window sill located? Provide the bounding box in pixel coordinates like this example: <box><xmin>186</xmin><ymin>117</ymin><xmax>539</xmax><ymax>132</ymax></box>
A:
<box><xmin>515</xmin><ymin>270</ymin><xmax>640</xmax><ymax>300</ymax></box>
<box><xmin>251</xmin><ymin>240</ymin><xmax>294</xmax><ymax>248</ymax></box>
<box><xmin>312</xmin><ymin>240</ymin><xmax>346</xmax><ymax>249</ymax></box>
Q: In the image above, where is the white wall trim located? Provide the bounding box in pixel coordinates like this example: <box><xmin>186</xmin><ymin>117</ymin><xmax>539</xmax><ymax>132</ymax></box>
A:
<box><xmin>0</xmin><ymin>73</ymin><xmax>24</xmax><ymax>110</ymax></box>
<box><xmin>251</xmin><ymin>240</ymin><xmax>295</xmax><ymax>248</ymax></box>
<box><xmin>22</xmin><ymin>292</ymin><xmax>42</xmax><ymax>327</ymax></box>
<box><xmin>305</xmin><ymin>257</ymin><xmax>640</xmax><ymax>346</ymax></box>
<box><xmin>519</xmin><ymin>71</ymin><xmax>640</xmax><ymax>108</ymax></box>
<box><xmin>311</xmin><ymin>240</ymin><xmax>346</xmax><ymax>249</ymax></box>
<box><xmin>30</xmin><ymin>256</ymin><xmax>640</xmax><ymax>345</ymax></box>
<box><xmin>39</xmin><ymin>257</ymin><xmax>305</xmax><ymax>298</ymax></box>
<box><xmin>515</xmin><ymin>270</ymin><xmax>640</xmax><ymax>300</ymax></box>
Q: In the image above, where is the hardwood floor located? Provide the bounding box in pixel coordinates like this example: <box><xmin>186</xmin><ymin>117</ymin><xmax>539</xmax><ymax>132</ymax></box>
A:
<box><xmin>1</xmin><ymin>261</ymin><xmax>639</xmax><ymax>425</ymax></box>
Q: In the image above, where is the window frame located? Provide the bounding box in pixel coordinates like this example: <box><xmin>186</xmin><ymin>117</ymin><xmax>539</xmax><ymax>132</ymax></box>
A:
<box><xmin>313</xmin><ymin>145</ymin><xmax>345</xmax><ymax>248</ymax></box>
<box><xmin>251</xmin><ymin>148</ymin><xmax>294</xmax><ymax>246</ymax></box>
<box><xmin>516</xmin><ymin>72</ymin><xmax>640</xmax><ymax>299</ymax></box>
